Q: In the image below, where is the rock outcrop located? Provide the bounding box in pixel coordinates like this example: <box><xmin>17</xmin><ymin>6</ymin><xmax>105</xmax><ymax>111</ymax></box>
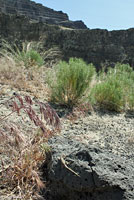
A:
<box><xmin>1</xmin><ymin>11</ymin><xmax>134</xmax><ymax>69</ymax></box>
<box><xmin>43</xmin><ymin>28</ymin><xmax>133</xmax><ymax>70</ymax></box>
<box><xmin>0</xmin><ymin>1</ymin><xmax>134</xmax><ymax>68</ymax></box>
<box><xmin>45</xmin><ymin>135</ymin><xmax>134</xmax><ymax>200</ymax></box>
<box><xmin>0</xmin><ymin>0</ymin><xmax>87</xmax><ymax>29</ymax></box>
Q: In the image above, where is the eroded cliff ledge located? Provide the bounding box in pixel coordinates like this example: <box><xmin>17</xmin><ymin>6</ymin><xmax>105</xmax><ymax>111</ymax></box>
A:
<box><xmin>0</xmin><ymin>5</ymin><xmax>134</xmax><ymax>68</ymax></box>
<box><xmin>0</xmin><ymin>0</ymin><xmax>87</xmax><ymax>29</ymax></box>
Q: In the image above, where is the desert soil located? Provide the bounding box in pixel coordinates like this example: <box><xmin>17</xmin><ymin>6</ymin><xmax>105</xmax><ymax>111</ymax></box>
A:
<box><xmin>0</xmin><ymin>84</ymin><xmax>134</xmax><ymax>199</ymax></box>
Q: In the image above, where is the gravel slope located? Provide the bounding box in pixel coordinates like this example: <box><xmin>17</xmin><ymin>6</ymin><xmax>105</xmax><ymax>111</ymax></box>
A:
<box><xmin>0</xmin><ymin>86</ymin><xmax>134</xmax><ymax>199</ymax></box>
<box><xmin>1</xmin><ymin>87</ymin><xmax>134</xmax><ymax>161</ymax></box>
<box><xmin>61</xmin><ymin>111</ymin><xmax>134</xmax><ymax>161</ymax></box>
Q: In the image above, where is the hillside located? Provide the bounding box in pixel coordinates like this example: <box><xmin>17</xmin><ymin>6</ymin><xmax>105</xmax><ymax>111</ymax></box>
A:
<box><xmin>0</xmin><ymin>1</ymin><xmax>134</xmax><ymax>200</ymax></box>
<box><xmin>0</xmin><ymin>10</ymin><xmax>134</xmax><ymax>68</ymax></box>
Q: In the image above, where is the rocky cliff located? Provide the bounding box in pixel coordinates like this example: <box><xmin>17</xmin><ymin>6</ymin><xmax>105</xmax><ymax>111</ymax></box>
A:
<box><xmin>0</xmin><ymin>1</ymin><xmax>134</xmax><ymax>69</ymax></box>
<box><xmin>44</xmin><ymin>28</ymin><xmax>134</xmax><ymax>70</ymax></box>
<box><xmin>0</xmin><ymin>0</ymin><xmax>87</xmax><ymax>29</ymax></box>
<box><xmin>1</xmin><ymin>12</ymin><xmax>134</xmax><ymax>69</ymax></box>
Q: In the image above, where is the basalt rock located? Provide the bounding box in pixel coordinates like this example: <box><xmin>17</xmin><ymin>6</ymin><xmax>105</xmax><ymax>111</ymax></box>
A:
<box><xmin>1</xmin><ymin>3</ymin><xmax>134</xmax><ymax>68</ymax></box>
<box><xmin>44</xmin><ymin>135</ymin><xmax>134</xmax><ymax>200</ymax></box>
<box><xmin>0</xmin><ymin>0</ymin><xmax>87</xmax><ymax>29</ymax></box>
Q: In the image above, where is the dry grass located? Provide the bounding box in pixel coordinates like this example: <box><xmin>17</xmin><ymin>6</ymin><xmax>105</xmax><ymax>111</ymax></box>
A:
<box><xmin>0</xmin><ymin>56</ymin><xmax>50</xmax><ymax>100</ymax></box>
<box><xmin>0</xmin><ymin>94</ymin><xmax>60</xmax><ymax>199</ymax></box>
<box><xmin>0</xmin><ymin>126</ymin><xmax>46</xmax><ymax>199</ymax></box>
<box><xmin>0</xmin><ymin>41</ymin><xmax>62</xmax><ymax>199</ymax></box>
<box><xmin>66</xmin><ymin>103</ymin><xmax>93</xmax><ymax>122</ymax></box>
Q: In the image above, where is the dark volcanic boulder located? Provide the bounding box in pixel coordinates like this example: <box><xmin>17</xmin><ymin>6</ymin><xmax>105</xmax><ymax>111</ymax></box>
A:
<box><xmin>45</xmin><ymin>135</ymin><xmax>134</xmax><ymax>200</ymax></box>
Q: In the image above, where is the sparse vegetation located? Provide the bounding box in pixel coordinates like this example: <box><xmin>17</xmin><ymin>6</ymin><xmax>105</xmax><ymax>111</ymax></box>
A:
<box><xmin>1</xmin><ymin>39</ymin><xmax>134</xmax><ymax>199</ymax></box>
<box><xmin>0</xmin><ymin>53</ymin><xmax>49</xmax><ymax>99</ymax></box>
<box><xmin>47</xmin><ymin>58</ymin><xmax>96</xmax><ymax>107</ymax></box>
<box><xmin>89</xmin><ymin>63</ymin><xmax>134</xmax><ymax>112</ymax></box>
<box><xmin>0</xmin><ymin>94</ymin><xmax>60</xmax><ymax>199</ymax></box>
<box><xmin>0</xmin><ymin>40</ymin><xmax>44</xmax><ymax>68</ymax></box>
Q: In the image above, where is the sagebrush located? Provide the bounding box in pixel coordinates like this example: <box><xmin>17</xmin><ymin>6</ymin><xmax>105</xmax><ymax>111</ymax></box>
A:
<box><xmin>89</xmin><ymin>63</ymin><xmax>134</xmax><ymax>112</ymax></box>
<box><xmin>47</xmin><ymin>58</ymin><xmax>96</xmax><ymax>107</ymax></box>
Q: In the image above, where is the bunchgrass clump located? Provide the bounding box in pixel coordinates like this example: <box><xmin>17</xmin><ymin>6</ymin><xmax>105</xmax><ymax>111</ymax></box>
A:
<box><xmin>47</xmin><ymin>58</ymin><xmax>96</xmax><ymax>107</ymax></box>
<box><xmin>0</xmin><ymin>55</ymin><xmax>49</xmax><ymax>99</ymax></box>
<box><xmin>22</xmin><ymin>49</ymin><xmax>44</xmax><ymax>67</ymax></box>
<box><xmin>0</xmin><ymin>40</ymin><xmax>44</xmax><ymax>68</ymax></box>
<box><xmin>89</xmin><ymin>63</ymin><xmax>134</xmax><ymax>112</ymax></box>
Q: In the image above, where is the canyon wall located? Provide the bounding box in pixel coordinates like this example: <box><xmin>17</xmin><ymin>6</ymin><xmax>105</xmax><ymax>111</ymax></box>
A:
<box><xmin>0</xmin><ymin>0</ymin><xmax>134</xmax><ymax>69</ymax></box>
<box><xmin>0</xmin><ymin>0</ymin><xmax>87</xmax><ymax>29</ymax></box>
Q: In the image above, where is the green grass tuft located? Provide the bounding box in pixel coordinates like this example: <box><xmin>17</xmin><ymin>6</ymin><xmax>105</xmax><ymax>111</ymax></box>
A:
<box><xmin>0</xmin><ymin>40</ymin><xmax>44</xmax><ymax>68</ymax></box>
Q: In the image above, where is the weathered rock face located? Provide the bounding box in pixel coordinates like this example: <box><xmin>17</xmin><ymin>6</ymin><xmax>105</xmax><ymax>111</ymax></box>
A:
<box><xmin>0</xmin><ymin>0</ymin><xmax>87</xmax><ymax>29</ymax></box>
<box><xmin>45</xmin><ymin>135</ymin><xmax>134</xmax><ymax>200</ymax></box>
<box><xmin>44</xmin><ymin>28</ymin><xmax>134</xmax><ymax>70</ymax></box>
<box><xmin>1</xmin><ymin>9</ymin><xmax>134</xmax><ymax>68</ymax></box>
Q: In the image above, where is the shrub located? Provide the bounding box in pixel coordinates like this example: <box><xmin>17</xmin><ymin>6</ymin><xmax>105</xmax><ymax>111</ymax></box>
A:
<box><xmin>89</xmin><ymin>77</ymin><xmax>125</xmax><ymax>112</ymax></box>
<box><xmin>89</xmin><ymin>63</ymin><xmax>134</xmax><ymax>112</ymax></box>
<box><xmin>47</xmin><ymin>58</ymin><xmax>96</xmax><ymax>107</ymax></box>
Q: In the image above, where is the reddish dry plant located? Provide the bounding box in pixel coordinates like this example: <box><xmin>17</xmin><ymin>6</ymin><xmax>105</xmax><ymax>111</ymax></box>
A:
<box><xmin>67</xmin><ymin>103</ymin><xmax>93</xmax><ymax>121</ymax></box>
<box><xmin>0</xmin><ymin>94</ymin><xmax>60</xmax><ymax>199</ymax></box>
<box><xmin>2</xmin><ymin>93</ymin><xmax>60</xmax><ymax>136</ymax></box>
<box><xmin>0</xmin><ymin>125</ymin><xmax>45</xmax><ymax>199</ymax></box>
